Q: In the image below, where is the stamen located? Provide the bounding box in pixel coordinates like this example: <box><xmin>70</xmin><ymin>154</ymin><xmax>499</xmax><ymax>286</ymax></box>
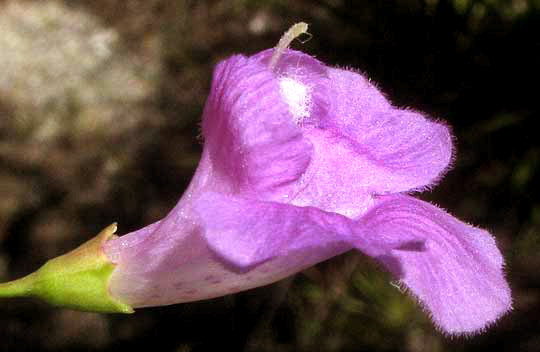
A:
<box><xmin>269</xmin><ymin>22</ymin><xmax>309</xmax><ymax>70</ymax></box>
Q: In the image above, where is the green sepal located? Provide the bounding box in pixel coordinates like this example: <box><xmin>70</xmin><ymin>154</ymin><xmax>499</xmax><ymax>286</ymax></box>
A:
<box><xmin>0</xmin><ymin>223</ymin><xmax>134</xmax><ymax>314</ymax></box>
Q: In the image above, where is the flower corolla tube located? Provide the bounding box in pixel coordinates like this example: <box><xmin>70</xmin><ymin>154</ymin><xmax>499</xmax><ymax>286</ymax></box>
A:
<box><xmin>0</xmin><ymin>23</ymin><xmax>511</xmax><ymax>335</ymax></box>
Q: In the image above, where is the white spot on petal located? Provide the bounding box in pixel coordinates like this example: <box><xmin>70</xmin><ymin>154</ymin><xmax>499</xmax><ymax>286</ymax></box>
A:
<box><xmin>279</xmin><ymin>77</ymin><xmax>311</xmax><ymax>124</ymax></box>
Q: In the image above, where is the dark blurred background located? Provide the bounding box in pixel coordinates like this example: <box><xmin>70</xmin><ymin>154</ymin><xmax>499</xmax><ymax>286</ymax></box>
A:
<box><xmin>0</xmin><ymin>0</ymin><xmax>538</xmax><ymax>351</ymax></box>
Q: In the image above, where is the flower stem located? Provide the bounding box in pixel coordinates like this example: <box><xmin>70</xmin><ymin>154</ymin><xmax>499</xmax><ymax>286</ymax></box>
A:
<box><xmin>0</xmin><ymin>273</ymin><xmax>35</xmax><ymax>298</ymax></box>
<box><xmin>0</xmin><ymin>223</ymin><xmax>133</xmax><ymax>313</ymax></box>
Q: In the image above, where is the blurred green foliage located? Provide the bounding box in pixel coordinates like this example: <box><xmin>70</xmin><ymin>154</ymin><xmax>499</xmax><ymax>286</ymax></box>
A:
<box><xmin>1</xmin><ymin>0</ymin><xmax>538</xmax><ymax>351</ymax></box>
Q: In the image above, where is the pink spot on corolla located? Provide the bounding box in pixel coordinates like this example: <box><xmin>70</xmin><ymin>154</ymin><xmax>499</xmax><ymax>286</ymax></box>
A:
<box><xmin>102</xmin><ymin>40</ymin><xmax>511</xmax><ymax>335</ymax></box>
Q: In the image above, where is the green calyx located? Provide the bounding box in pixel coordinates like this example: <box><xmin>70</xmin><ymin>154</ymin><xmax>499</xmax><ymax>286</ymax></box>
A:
<box><xmin>0</xmin><ymin>223</ymin><xmax>133</xmax><ymax>314</ymax></box>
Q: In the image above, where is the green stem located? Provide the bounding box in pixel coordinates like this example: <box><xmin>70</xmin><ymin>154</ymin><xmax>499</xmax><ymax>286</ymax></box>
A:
<box><xmin>0</xmin><ymin>223</ymin><xmax>133</xmax><ymax>313</ymax></box>
<box><xmin>0</xmin><ymin>273</ymin><xmax>36</xmax><ymax>298</ymax></box>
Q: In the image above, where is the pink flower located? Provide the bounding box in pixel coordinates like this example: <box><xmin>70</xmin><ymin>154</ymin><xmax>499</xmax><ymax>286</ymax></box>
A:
<box><xmin>102</xmin><ymin>45</ymin><xmax>511</xmax><ymax>335</ymax></box>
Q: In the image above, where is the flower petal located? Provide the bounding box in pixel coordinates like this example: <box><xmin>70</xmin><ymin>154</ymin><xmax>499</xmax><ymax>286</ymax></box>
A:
<box><xmin>326</xmin><ymin>68</ymin><xmax>453</xmax><ymax>193</ymax></box>
<box><xmin>244</xmin><ymin>51</ymin><xmax>454</xmax><ymax>217</ymax></box>
<box><xmin>359</xmin><ymin>195</ymin><xmax>511</xmax><ymax>335</ymax></box>
<box><xmin>251</xmin><ymin>48</ymin><xmax>331</xmax><ymax>127</ymax></box>
<box><xmin>194</xmin><ymin>192</ymin><xmax>352</xmax><ymax>268</ymax></box>
<box><xmin>202</xmin><ymin>54</ymin><xmax>312</xmax><ymax>201</ymax></box>
<box><xmin>194</xmin><ymin>192</ymin><xmax>424</xmax><ymax>269</ymax></box>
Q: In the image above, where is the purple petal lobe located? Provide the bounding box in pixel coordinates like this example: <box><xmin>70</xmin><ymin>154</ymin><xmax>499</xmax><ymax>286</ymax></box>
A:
<box><xmin>194</xmin><ymin>192</ymin><xmax>348</xmax><ymax>268</ymax></box>
<box><xmin>360</xmin><ymin>195</ymin><xmax>511</xmax><ymax>335</ymax></box>
<box><xmin>202</xmin><ymin>54</ymin><xmax>313</xmax><ymax>200</ymax></box>
<box><xmin>194</xmin><ymin>192</ymin><xmax>357</xmax><ymax>268</ymax></box>
<box><xmin>194</xmin><ymin>192</ymin><xmax>426</xmax><ymax>270</ymax></box>
<box><xmin>326</xmin><ymin>68</ymin><xmax>453</xmax><ymax>193</ymax></box>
